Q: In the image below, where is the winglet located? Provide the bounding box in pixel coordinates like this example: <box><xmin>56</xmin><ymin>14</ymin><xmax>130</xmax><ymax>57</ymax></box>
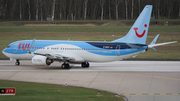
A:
<box><xmin>29</xmin><ymin>38</ymin><xmax>36</xmax><ymax>56</ymax></box>
<box><xmin>149</xmin><ymin>34</ymin><xmax>159</xmax><ymax>52</ymax></box>
<box><xmin>150</xmin><ymin>34</ymin><xmax>160</xmax><ymax>45</ymax></box>
<box><xmin>148</xmin><ymin>34</ymin><xmax>177</xmax><ymax>51</ymax></box>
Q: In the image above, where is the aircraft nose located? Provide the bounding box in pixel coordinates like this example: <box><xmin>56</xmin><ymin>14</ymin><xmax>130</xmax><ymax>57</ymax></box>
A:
<box><xmin>2</xmin><ymin>48</ymin><xmax>6</xmax><ymax>55</ymax></box>
<box><xmin>2</xmin><ymin>48</ymin><xmax>8</xmax><ymax>57</ymax></box>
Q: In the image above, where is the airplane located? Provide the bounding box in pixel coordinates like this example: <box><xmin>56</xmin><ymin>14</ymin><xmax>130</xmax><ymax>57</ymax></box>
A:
<box><xmin>2</xmin><ymin>5</ymin><xmax>177</xmax><ymax>69</ymax></box>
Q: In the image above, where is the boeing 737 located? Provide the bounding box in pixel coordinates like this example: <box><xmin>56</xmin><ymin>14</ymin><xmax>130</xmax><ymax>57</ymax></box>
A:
<box><xmin>2</xmin><ymin>5</ymin><xmax>177</xmax><ymax>69</ymax></box>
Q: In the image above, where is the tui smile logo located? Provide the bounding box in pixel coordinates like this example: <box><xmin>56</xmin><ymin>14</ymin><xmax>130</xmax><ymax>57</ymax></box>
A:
<box><xmin>134</xmin><ymin>24</ymin><xmax>147</xmax><ymax>38</ymax></box>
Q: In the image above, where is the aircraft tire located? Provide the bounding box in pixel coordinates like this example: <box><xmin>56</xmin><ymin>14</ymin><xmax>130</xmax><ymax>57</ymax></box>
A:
<box><xmin>61</xmin><ymin>64</ymin><xmax>66</xmax><ymax>69</ymax></box>
<box><xmin>15</xmin><ymin>62</ymin><xmax>20</xmax><ymax>66</ymax></box>
<box><xmin>65</xmin><ymin>64</ymin><xmax>70</xmax><ymax>69</ymax></box>
<box><xmin>61</xmin><ymin>63</ymin><xmax>70</xmax><ymax>69</ymax></box>
<box><xmin>81</xmin><ymin>62</ymin><xmax>89</xmax><ymax>68</ymax></box>
<box><xmin>81</xmin><ymin>63</ymin><xmax>86</xmax><ymax>68</ymax></box>
<box><xmin>86</xmin><ymin>62</ymin><xmax>89</xmax><ymax>67</ymax></box>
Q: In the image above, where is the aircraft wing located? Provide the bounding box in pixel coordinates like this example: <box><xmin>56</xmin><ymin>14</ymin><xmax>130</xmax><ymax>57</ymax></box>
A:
<box><xmin>28</xmin><ymin>38</ymin><xmax>75</xmax><ymax>61</ymax></box>
<box><xmin>148</xmin><ymin>34</ymin><xmax>177</xmax><ymax>51</ymax></box>
<box><xmin>148</xmin><ymin>41</ymin><xmax>177</xmax><ymax>48</ymax></box>
<box><xmin>34</xmin><ymin>52</ymin><xmax>75</xmax><ymax>61</ymax></box>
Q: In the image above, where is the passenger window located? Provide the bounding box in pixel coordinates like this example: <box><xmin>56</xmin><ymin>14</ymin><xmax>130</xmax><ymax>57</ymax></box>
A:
<box><xmin>7</xmin><ymin>46</ymin><xmax>10</xmax><ymax>48</ymax></box>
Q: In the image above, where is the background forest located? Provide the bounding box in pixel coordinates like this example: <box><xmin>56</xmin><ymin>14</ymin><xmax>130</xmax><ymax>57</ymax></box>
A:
<box><xmin>0</xmin><ymin>0</ymin><xmax>180</xmax><ymax>21</ymax></box>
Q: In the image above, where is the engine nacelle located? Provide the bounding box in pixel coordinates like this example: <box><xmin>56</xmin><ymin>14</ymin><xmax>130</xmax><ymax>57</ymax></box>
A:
<box><xmin>32</xmin><ymin>55</ymin><xmax>53</xmax><ymax>66</ymax></box>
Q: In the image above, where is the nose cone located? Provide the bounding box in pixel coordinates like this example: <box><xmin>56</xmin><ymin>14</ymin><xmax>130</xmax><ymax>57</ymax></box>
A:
<box><xmin>2</xmin><ymin>48</ymin><xmax>6</xmax><ymax>55</ymax></box>
<box><xmin>2</xmin><ymin>48</ymin><xmax>10</xmax><ymax>58</ymax></box>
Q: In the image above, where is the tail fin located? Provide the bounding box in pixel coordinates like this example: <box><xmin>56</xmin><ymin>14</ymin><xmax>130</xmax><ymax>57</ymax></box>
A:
<box><xmin>112</xmin><ymin>5</ymin><xmax>153</xmax><ymax>44</ymax></box>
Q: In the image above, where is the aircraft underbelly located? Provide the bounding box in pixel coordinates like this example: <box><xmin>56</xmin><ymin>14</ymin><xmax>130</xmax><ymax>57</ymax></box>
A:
<box><xmin>4</xmin><ymin>53</ymin><xmax>32</xmax><ymax>60</ymax></box>
<box><xmin>79</xmin><ymin>50</ymin><xmax>145</xmax><ymax>62</ymax></box>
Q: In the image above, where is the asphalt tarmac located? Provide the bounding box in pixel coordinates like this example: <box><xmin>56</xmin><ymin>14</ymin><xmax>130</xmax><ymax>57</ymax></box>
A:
<box><xmin>0</xmin><ymin>60</ymin><xmax>180</xmax><ymax>101</ymax></box>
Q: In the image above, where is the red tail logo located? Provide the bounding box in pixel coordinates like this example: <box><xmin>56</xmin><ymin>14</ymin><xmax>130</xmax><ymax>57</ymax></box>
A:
<box><xmin>134</xmin><ymin>24</ymin><xmax>147</xmax><ymax>38</ymax></box>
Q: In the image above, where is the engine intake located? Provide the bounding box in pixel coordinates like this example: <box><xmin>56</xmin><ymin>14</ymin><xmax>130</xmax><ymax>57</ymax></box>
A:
<box><xmin>32</xmin><ymin>55</ymin><xmax>53</xmax><ymax>66</ymax></box>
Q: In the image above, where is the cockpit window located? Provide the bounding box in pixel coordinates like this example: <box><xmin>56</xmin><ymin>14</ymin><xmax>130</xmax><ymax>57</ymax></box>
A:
<box><xmin>7</xmin><ymin>46</ymin><xmax>10</xmax><ymax>48</ymax></box>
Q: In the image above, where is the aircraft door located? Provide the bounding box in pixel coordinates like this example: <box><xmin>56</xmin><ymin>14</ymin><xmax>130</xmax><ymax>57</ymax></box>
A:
<box><xmin>56</xmin><ymin>46</ymin><xmax>60</xmax><ymax>53</ymax></box>
<box><xmin>13</xmin><ymin>43</ymin><xmax>18</xmax><ymax>53</ymax></box>
<box><xmin>115</xmin><ymin>45</ymin><xmax>120</xmax><ymax>56</ymax></box>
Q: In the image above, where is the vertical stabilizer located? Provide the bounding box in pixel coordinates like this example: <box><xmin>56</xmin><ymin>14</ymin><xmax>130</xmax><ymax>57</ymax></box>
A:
<box><xmin>112</xmin><ymin>5</ymin><xmax>152</xmax><ymax>44</ymax></box>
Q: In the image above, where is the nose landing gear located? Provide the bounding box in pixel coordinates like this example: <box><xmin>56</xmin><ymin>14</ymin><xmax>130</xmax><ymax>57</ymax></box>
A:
<box><xmin>15</xmin><ymin>60</ymin><xmax>20</xmax><ymax>66</ymax></box>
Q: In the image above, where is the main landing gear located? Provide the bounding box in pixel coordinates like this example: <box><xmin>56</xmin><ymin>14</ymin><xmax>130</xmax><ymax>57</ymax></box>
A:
<box><xmin>15</xmin><ymin>60</ymin><xmax>20</xmax><ymax>66</ymax></box>
<box><xmin>81</xmin><ymin>62</ymin><xmax>89</xmax><ymax>68</ymax></box>
<box><xmin>61</xmin><ymin>63</ymin><xmax>70</xmax><ymax>69</ymax></box>
<box><xmin>61</xmin><ymin>62</ymin><xmax>90</xmax><ymax>69</ymax></box>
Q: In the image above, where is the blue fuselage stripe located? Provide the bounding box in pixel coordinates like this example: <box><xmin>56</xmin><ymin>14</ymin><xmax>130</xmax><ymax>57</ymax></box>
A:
<box><xmin>3</xmin><ymin>40</ymin><xmax>147</xmax><ymax>56</ymax></box>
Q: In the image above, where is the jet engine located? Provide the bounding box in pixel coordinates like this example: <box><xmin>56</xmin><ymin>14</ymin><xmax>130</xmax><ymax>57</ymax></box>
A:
<box><xmin>32</xmin><ymin>55</ymin><xmax>53</xmax><ymax>66</ymax></box>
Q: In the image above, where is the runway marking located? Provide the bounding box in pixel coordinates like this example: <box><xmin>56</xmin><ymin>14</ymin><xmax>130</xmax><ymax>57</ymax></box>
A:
<box><xmin>70</xmin><ymin>69</ymin><xmax>180</xmax><ymax>72</ymax></box>
<box><xmin>1</xmin><ymin>70</ymin><xmax>180</xmax><ymax>81</ymax></box>
<box><xmin>0</xmin><ymin>64</ymin><xmax>14</xmax><ymax>66</ymax></box>
<box><xmin>102</xmin><ymin>72</ymin><xmax>180</xmax><ymax>81</ymax></box>
<box><xmin>123</xmin><ymin>93</ymin><xmax>180</xmax><ymax>96</ymax></box>
<box><xmin>0</xmin><ymin>70</ymin><xmax>49</xmax><ymax>72</ymax></box>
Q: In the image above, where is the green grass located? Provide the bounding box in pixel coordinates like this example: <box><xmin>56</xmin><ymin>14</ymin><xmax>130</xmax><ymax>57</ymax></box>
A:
<box><xmin>0</xmin><ymin>20</ymin><xmax>108</xmax><ymax>26</ymax></box>
<box><xmin>0</xmin><ymin>26</ymin><xmax>129</xmax><ymax>32</ymax></box>
<box><xmin>0</xmin><ymin>80</ymin><xmax>123</xmax><ymax>101</ymax></box>
<box><xmin>1</xmin><ymin>20</ymin><xmax>180</xmax><ymax>26</ymax></box>
<box><xmin>1</xmin><ymin>26</ymin><xmax>180</xmax><ymax>32</ymax></box>
<box><xmin>0</xmin><ymin>25</ymin><xmax>179</xmax><ymax>59</ymax></box>
<box><xmin>130</xmin><ymin>50</ymin><xmax>180</xmax><ymax>60</ymax></box>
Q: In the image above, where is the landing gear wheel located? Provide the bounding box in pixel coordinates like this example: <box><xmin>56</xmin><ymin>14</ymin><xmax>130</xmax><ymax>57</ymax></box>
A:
<box><xmin>15</xmin><ymin>62</ymin><xmax>20</xmax><ymax>66</ymax></box>
<box><xmin>86</xmin><ymin>62</ymin><xmax>89</xmax><ymax>67</ymax></box>
<box><xmin>81</xmin><ymin>62</ymin><xmax>89</xmax><ymax>68</ymax></box>
<box><xmin>61</xmin><ymin>63</ymin><xmax>70</xmax><ymax>69</ymax></box>
<box><xmin>15</xmin><ymin>60</ymin><xmax>20</xmax><ymax>66</ymax></box>
<box><xmin>81</xmin><ymin>63</ymin><xmax>86</xmax><ymax>67</ymax></box>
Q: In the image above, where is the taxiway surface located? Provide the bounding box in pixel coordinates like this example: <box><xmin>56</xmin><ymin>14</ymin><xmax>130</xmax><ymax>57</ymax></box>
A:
<box><xmin>0</xmin><ymin>60</ymin><xmax>180</xmax><ymax>101</ymax></box>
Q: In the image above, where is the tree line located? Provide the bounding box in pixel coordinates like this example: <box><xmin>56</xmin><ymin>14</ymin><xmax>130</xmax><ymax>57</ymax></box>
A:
<box><xmin>0</xmin><ymin>0</ymin><xmax>180</xmax><ymax>21</ymax></box>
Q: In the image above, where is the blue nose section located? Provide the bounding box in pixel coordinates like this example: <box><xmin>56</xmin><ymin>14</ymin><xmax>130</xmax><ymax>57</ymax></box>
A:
<box><xmin>2</xmin><ymin>48</ymin><xmax>9</xmax><ymax>58</ymax></box>
<box><xmin>3</xmin><ymin>48</ymin><xmax>9</xmax><ymax>53</ymax></box>
<box><xmin>2</xmin><ymin>48</ymin><xmax>6</xmax><ymax>54</ymax></box>
<box><xmin>2</xmin><ymin>46</ymin><xmax>14</xmax><ymax>58</ymax></box>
